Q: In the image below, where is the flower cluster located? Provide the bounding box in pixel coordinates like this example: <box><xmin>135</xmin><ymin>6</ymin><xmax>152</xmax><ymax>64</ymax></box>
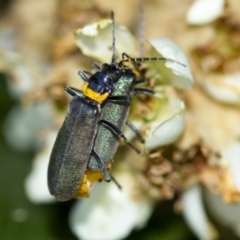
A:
<box><xmin>1</xmin><ymin>0</ymin><xmax>240</xmax><ymax>240</ymax></box>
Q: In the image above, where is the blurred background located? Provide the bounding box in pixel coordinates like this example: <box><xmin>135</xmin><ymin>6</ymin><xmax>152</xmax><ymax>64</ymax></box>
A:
<box><xmin>1</xmin><ymin>0</ymin><xmax>240</xmax><ymax>239</ymax></box>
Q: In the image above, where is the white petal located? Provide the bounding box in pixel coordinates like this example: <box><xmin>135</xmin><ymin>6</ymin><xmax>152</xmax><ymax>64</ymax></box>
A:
<box><xmin>201</xmin><ymin>73</ymin><xmax>240</xmax><ymax>105</ymax></box>
<box><xmin>25</xmin><ymin>131</ymin><xmax>57</xmax><ymax>204</ymax></box>
<box><xmin>3</xmin><ymin>102</ymin><xmax>53</xmax><ymax>152</ymax></box>
<box><xmin>148</xmin><ymin>38</ymin><xmax>194</xmax><ymax>89</ymax></box>
<box><xmin>7</xmin><ymin>65</ymin><xmax>34</xmax><ymax>97</ymax></box>
<box><xmin>0</xmin><ymin>49</ymin><xmax>48</xmax><ymax>99</ymax></box>
<box><xmin>145</xmin><ymin>98</ymin><xmax>185</xmax><ymax>151</ymax></box>
<box><xmin>182</xmin><ymin>185</ymin><xmax>217</xmax><ymax>240</ymax></box>
<box><xmin>75</xmin><ymin>19</ymin><xmax>138</xmax><ymax>63</ymax></box>
<box><xmin>204</xmin><ymin>187</ymin><xmax>240</xmax><ymax>237</ymax></box>
<box><xmin>220</xmin><ymin>143</ymin><xmax>240</xmax><ymax>192</ymax></box>
<box><xmin>69</xmin><ymin>168</ymin><xmax>154</xmax><ymax>240</ymax></box>
<box><xmin>187</xmin><ymin>0</ymin><xmax>225</xmax><ymax>25</ymax></box>
<box><xmin>0</xmin><ymin>27</ymin><xmax>18</xmax><ymax>50</ymax></box>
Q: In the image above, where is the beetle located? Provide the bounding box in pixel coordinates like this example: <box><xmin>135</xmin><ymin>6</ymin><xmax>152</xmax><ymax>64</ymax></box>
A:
<box><xmin>48</xmin><ymin>62</ymin><xmax>124</xmax><ymax>201</ymax></box>
<box><xmin>48</xmin><ymin>12</ymin><xmax>186</xmax><ymax>201</ymax></box>
<box><xmin>87</xmin><ymin>64</ymin><xmax>148</xmax><ymax>172</ymax></box>
<box><xmin>48</xmin><ymin>61</ymin><xmax>150</xmax><ymax>201</ymax></box>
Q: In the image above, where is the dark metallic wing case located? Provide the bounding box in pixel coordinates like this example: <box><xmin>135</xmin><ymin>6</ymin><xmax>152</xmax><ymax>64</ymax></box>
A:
<box><xmin>48</xmin><ymin>96</ymin><xmax>99</xmax><ymax>201</ymax></box>
<box><xmin>88</xmin><ymin>71</ymin><xmax>135</xmax><ymax>170</ymax></box>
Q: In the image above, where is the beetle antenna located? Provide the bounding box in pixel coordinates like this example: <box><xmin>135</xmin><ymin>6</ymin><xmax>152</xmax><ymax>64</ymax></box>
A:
<box><xmin>111</xmin><ymin>11</ymin><xmax>116</xmax><ymax>64</ymax></box>
<box><xmin>119</xmin><ymin>57</ymin><xmax>187</xmax><ymax>68</ymax></box>
<box><xmin>138</xmin><ymin>0</ymin><xmax>145</xmax><ymax>57</ymax></box>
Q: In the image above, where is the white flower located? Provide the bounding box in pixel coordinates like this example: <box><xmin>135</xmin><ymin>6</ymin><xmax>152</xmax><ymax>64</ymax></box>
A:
<box><xmin>182</xmin><ymin>142</ymin><xmax>240</xmax><ymax>240</ymax></box>
<box><xmin>2</xmin><ymin>2</ymin><xmax>240</xmax><ymax>240</ymax></box>
<box><xmin>200</xmin><ymin>73</ymin><xmax>240</xmax><ymax>105</ymax></box>
<box><xmin>145</xmin><ymin>98</ymin><xmax>185</xmax><ymax>151</ymax></box>
<box><xmin>204</xmin><ymin>186</ymin><xmax>240</xmax><ymax>238</ymax></box>
<box><xmin>144</xmin><ymin>38</ymin><xmax>193</xmax><ymax>151</ymax></box>
<box><xmin>70</xmin><ymin>164</ymin><xmax>154</xmax><ymax>240</ymax></box>
<box><xmin>75</xmin><ymin>19</ymin><xmax>138</xmax><ymax>63</ymax></box>
<box><xmin>182</xmin><ymin>185</ymin><xmax>218</xmax><ymax>240</ymax></box>
<box><xmin>220</xmin><ymin>142</ymin><xmax>240</xmax><ymax>193</ymax></box>
<box><xmin>186</xmin><ymin>0</ymin><xmax>225</xmax><ymax>25</ymax></box>
<box><xmin>148</xmin><ymin>38</ymin><xmax>194</xmax><ymax>89</ymax></box>
<box><xmin>3</xmin><ymin>102</ymin><xmax>53</xmax><ymax>152</ymax></box>
<box><xmin>0</xmin><ymin>49</ymin><xmax>48</xmax><ymax>99</ymax></box>
<box><xmin>68</xmin><ymin>18</ymin><xmax>194</xmax><ymax>240</ymax></box>
<box><xmin>25</xmin><ymin>131</ymin><xmax>57</xmax><ymax>204</ymax></box>
<box><xmin>25</xmin><ymin>14</ymin><xmax>194</xmax><ymax>240</ymax></box>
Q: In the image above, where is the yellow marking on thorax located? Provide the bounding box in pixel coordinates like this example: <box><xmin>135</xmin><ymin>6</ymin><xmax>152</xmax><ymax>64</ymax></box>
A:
<box><xmin>82</xmin><ymin>82</ymin><xmax>109</xmax><ymax>103</ymax></box>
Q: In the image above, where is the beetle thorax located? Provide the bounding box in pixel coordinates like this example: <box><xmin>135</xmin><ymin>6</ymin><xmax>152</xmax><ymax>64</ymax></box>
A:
<box><xmin>82</xmin><ymin>63</ymin><xmax>121</xmax><ymax>103</ymax></box>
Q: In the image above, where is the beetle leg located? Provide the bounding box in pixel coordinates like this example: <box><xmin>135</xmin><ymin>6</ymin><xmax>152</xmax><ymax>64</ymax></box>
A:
<box><xmin>122</xmin><ymin>52</ymin><xmax>141</xmax><ymax>69</ymax></box>
<box><xmin>110</xmin><ymin>174</ymin><xmax>122</xmax><ymax>190</ymax></box>
<box><xmin>108</xmin><ymin>95</ymin><xmax>130</xmax><ymax>105</ymax></box>
<box><xmin>78</xmin><ymin>70</ymin><xmax>90</xmax><ymax>82</ymax></box>
<box><xmin>122</xmin><ymin>52</ymin><xmax>132</xmax><ymax>60</ymax></box>
<box><xmin>65</xmin><ymin>87</ymin><xmax>83</xmax><ymax>97</ymax></box>
<box><xmin>134</xmin><ymin>87</ymin><xmax>155</xmax><ymax>95</ymax></box>
<box><xmin>91</xmin><ymin>150</ymin><xmax>111</xmax><ymax>182</ymax></box>
<box><xmin>99</xmin><ymin>120</ymin><xmax>142</xmax><ymax>155</ymax></box>
<box><xmin>134</xmin><ymin>79</ymin><xmax>148</xmax><ymax>85</ymax></box>
<box><xmin>91</xmin><ymin>61</ymin><xmax>101</xmax><ymax>70</ymax></box>
<box><xmin>125</xmin><ymin>121</ymin><xmax>145</xmax><ymax>143</ymax></box>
